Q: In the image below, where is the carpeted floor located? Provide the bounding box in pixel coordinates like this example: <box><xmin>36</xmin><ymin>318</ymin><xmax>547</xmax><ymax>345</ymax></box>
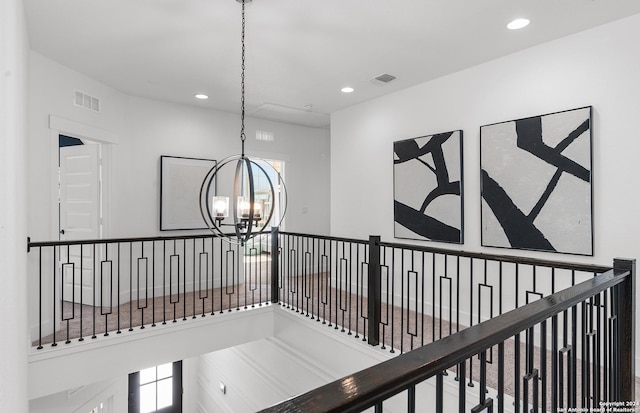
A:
<box><xmin>35</xmin><ymin>282</ymin><xmax>273</xmax><ymax>347</ymax></box>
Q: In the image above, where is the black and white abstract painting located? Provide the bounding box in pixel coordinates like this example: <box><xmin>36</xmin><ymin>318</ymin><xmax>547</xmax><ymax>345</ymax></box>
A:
<box><xmin>393</xmin><ymin>131</ymin><xmax>463</xmax><ymax>243</ymax></box>
<box><xmin>480</xmin><ymin>106</ymin><xmax>593</xmax><ymax>255</ymax></box>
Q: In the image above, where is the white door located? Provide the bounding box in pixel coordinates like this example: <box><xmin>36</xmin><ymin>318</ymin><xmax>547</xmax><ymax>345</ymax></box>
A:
<box><xmin>59</xmin><ymin>142</ymin><xmax>102</xmax><ymax>307</ymax></box>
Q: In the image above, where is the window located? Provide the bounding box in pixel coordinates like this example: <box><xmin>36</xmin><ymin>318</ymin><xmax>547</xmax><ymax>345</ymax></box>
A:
<box><xmin>128</xmin><ymin>361</ymin><xmax>182</xmax><ymax>413</ymax></box>
<box><xmin>88</xmin><ymin>403</ymin><xmax>104</xmax><ymax>413</ymax></box>
<box><xmin>252</xmin><ymin>158</ymin><xmax>285</xmax><ymax>230</ymax></box>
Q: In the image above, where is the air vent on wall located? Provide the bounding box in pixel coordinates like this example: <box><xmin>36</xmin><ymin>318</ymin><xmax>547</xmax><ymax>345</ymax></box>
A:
<box><xmin>370</xmin><ymin>73</ymin><xmax>397</xmax><ymax>86</ymax></box>
<box><xmin>74</xmin><ymin>90</ymin><xmax>100</xmax><ymax>113</ymax></box>
<box><xmin>256</xmin><ymin>130</ymin><xmax>274</xmax><ymax>142</ymax></box>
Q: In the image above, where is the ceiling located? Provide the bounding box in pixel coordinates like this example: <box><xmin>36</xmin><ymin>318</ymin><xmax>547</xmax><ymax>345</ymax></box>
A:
<box><xmin>24</xmin><ymin>0</ymin><xmax>640</xmax><ymax>128</ymax></box>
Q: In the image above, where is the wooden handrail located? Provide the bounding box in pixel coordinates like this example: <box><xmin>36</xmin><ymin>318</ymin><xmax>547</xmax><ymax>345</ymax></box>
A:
<box><xmin>377</xmin><ymin>239</ymin><xmax>611</xmax><ymax>273</ymax></box>
<box><xmin>27</xmin><ymin>232</ymin><xmax>239</xmax><ymax>249</ymax></box>
<box><xmin>259</xmin><ymin>267</ymin><xmax>629</xmax><ymax>413</ymax></box>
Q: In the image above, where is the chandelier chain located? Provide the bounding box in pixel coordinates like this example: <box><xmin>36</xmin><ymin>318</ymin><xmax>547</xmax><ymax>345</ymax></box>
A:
<box><xmin>240</xmin><ymin>1</ymin><xmax>247</xmax><ymax>155</ymax></box>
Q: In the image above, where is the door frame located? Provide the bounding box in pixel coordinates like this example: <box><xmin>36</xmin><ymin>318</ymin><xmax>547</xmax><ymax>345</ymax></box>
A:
<box><xmin>29</xmin><ymin>116</ymin><xmax>119</xmax><ymax>341</ymax></box>
<box><xmin>49</xmin><ymin>115</ymin><xmax>118</xmax><ymax>241</ymax></box>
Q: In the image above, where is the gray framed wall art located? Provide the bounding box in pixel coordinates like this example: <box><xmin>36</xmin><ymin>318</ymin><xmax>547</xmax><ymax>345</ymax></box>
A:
<box><xmin>480</xmin><ymin>106</ymin><xmax>593</xmax><ymax>255</ymax></box>
<box><xmin>160</xmin><ymin>155</ymin><xmax>216</xmax><ymax>230</ymax></box>
<box><xmin>393</xmin><ymin>130</ymin><xmax>464</xmax><ymax>244</ymax></box>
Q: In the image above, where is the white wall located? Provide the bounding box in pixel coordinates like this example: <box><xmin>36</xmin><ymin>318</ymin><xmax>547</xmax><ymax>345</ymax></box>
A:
<box><xmin>26</xmin><ymin>52</ymin><xmax>331</xmax><ymax>360</ymax></box>
<box><xmin>330</xmin><ymin>14</ymin><xmax>640</xmax><ymax>372</ymax></box>
<box><xmin>0</xmin><ymin>0</ymin><xmax>29</xmax><ymax>412</ymax></box>
<box><xmin>28</xmin><ymin>52</ymin><xmax>128</xmax><ymax>242</ymax></box>
<box><xmin>331</xmin><ymin>13</ymin><xmax>640</xmax><ymax>266</ymax></box>
<box><xmin>187</xmin><ymin>308</ymin><xmax>394</xmax><ymax>413</ymax></box>
<box><xmin>27</xmin><ymin>51</ymin><xmax>330</xmax><ymax>241</ymax></box>
<box><xmin>186</xmin><ymin>308</ymin><xmax>503</xmax><ymax>413</ymax></box>
<box><xmin>119</xmin><ymin>94</ymin><xmax>330</xmax><ymax>237</ymax></box>
<box><xmin>29</xmin><ymin>378</ymin><xmax>128</xmax><ymax>413</ymax></box>
<box><xmin>28</xmin><ymin>306</ymin><xmax>275</xmax><ymax>400</ymax></box>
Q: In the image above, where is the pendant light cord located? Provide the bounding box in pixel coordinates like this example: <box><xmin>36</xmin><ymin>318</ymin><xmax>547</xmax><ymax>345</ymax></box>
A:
<box><xmin>240</xmin><ymin>1</ymin><xmax>247</xmax><ymax>157</ymax></box>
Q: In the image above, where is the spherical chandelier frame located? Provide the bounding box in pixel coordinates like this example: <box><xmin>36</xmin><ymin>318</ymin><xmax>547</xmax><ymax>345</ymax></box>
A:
<box><xmin>199</xmin><ymin>153</ymin><xmax>287</xmax><ymax>246</ymax></box>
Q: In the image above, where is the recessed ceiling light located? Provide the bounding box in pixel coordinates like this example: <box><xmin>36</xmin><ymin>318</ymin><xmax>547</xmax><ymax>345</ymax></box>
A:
<box><xmin>507</xmin><ymin>18</ymin><xmax>530</xmax><ymax>30</ymax></box>
<box><xmin>341</xmin><ymin>87</ymin><xmax>354</xmax><ymax>93</ymax></box>
<box><xmin>194</xmin><ymin>94</ymin><xmax>209</xmax><ymax>100</ymax></box>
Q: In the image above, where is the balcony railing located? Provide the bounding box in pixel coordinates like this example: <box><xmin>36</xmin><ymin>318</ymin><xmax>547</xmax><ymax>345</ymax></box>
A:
<box><xmin>261</xmin><ymin>258</ymin><xmax>635</xmax><ymax>412</ymax></box>
<box><xmin>28</xmin><ymin>233</ymin><xmax>276</xmax><ymax>348</ymax></box>
<box><xmin>27</xmin><ymin>231</ymin><xmax>635</xmax><ymax>412</ymax></box>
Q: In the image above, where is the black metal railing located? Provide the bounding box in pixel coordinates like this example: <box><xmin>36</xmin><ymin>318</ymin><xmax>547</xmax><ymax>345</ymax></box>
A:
<box><xmin>275</xmin><ymin>232</ymin><xmax>370</xmax><ymax>340</ymax></box>
<box><xmin>28</xmin><ymin>233</ymin><xmax>274</xmax><ymax>348</ymax></box>
<box><xmin>260</xmin><ymin>258</ymin><xmax>635</xmax><ymax>412</ymax></box>
<box><xmin>28</xmin><ymin>231</ymin><xmax>634</xmax><ymax>412</ymax></box>
<box><xmin>28</xmin><ymin>231</ymin><xmax>616</xmax><ymax>353</ymax></box>
<box><xmin>275</xmin><ymin>233</ymin><xmax>611</xmax><ymax>354</ymax></box>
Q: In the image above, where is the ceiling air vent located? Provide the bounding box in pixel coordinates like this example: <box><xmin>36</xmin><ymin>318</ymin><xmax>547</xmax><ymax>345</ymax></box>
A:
<box><xmin>74</xmin><ymin>90</ymin><xmax>100</xmax><ymax>113</ymax></box>
<box><xmin>370</xmin><ymin>73</ymin><xmax>397</xmax><ymax>86</ymax></box>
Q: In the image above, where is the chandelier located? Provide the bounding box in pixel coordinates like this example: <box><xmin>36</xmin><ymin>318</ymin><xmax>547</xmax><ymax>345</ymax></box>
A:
<box><xmin>200</xmin><ymin>0</ymin><xmax>287</xmax><ymax>246</ymax></box>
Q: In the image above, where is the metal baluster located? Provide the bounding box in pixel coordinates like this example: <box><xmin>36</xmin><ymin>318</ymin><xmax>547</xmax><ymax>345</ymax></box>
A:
<box><xmin>514</xmin><ymin>332</ymin><xmax>520</xmax><ymax>412</ymax></box>
<box><xmin>541</xmin><ymin>319</ymin><xmax>547</xmax><ymax>413</ymax></box>
<box><xmin>446</xmin><ymin>255</ymin><xmax>451</xmax><ymax>339</ymax></box>
<box><xmin>79</xmin><ymin>244</ymin><xmax>84</xmax><ymax>340</ymax></box>
<box><xmin>219</xmin><ymin>238</ymin><xmax>224</xmax><ymax>313</ymax></box>
<box><xmin>52</xmin><ymin>245</ymin><xmax>58</xmax><ymax>346</ymax></box>
<box><xmin>355</xmin><ymin>242</ymin><xmax>360</xmax><ymax>337</ymax></box>
<box><xmin>304</xmin><ymin>237</ymin><xmax>310</xmax><ymax>316</ymax></box>
<box><xmin>152</xmin><ymin>241</ymin><xmax>156</xmax><ymax>326</ymax></box>
<box><xmin>200</xmin><ymin>238</ymin><xmax>208</xmax><ymax>316</ymax></box>
<box><xmin>338</xmin><ymin>242</ymin><xmax>345</xmax><ymax>331</ymax></box>
<box><xmin>37</xmin><ymin>247</ymin><xmax>43</xmax><ymax>349</ymax></box>
<box><xmin>212</xmin><ymin>237</ymin><xmax>218</xmax><ymax>314</ymax></box>
<box><xmin>129</xmin><ymin>243</ymin><xmax>133</xmax><ymax>331</ymax></box>
<box><xmin>347</xmin><ymin>241</ymin><xmax>353</xmax><ymax>335</ymax></box>
<box><xmin>183</xmin><ymin>240</ymin><xmax>188</xmax><ymax>319</ymax></box>
<box><xmin>456</xmin><ymin>255</ymin><xmax>461</xmax><ymax>334</ymax></box>
<box><xmin>570</xmin><ymin>304</ymin><xmax>577</xmax><ymax>407</ymax></box>
<box><xmin>162</xmin><ymin>240</ymin><xmax>167</xmax><ymax>324</ymax></box>
<box><xmin>498</xmin><ymin>342</ymin><xmax>504</xmax><ymax>413</ymax></box>
<box><xmin>102</xmin><ymin>243</ymin><xmax>112</xmax><ymax>336</ymax></box>
<box><xmin>328</xmin><ymin>239</ymin><xmax>332</xmax><ymax>325</ymax></box>
<box><xmin>603</xmin><ymin>290</ymin><xmax>609</xmax><ymax>401</ymax></box>
<box><xmin>468</xmin><ymin>257</ymin><xmax>474</xmax><ymax>387</ymax></box>
<box><xmin>321</xmin><ymin>238</ymin><xmax>328</xmax><ymax>324</ymax></box>
<box><xmin>458</xmin><ymin>360</ymin><xmax>466</xmax><ymax>412</ymax></box>
<box><xmin>472</xmin><ymin>350</ymin><xmax>494</xmax><ymax>413</ymax></box>
<box><xmin>400</xmin><ymin>247</ymin><xmax>404</xmax><ymax>352</ymax></box>
<box><xmin>193</xmin><ymin>239</ymin><xmax>197</xmax><ymax>317</ymax></box>
<box><xmin>92</xmin><ymin>244</ymin><xmax>96</xmax><ymax>338</ymax></box>
<box><xmin>552</xmin><ymin>314</ymin><xmax>558</xmax><ymax>413</ymax></box>
<box><xmin>421</xmin><ymin>251</ymin><xmax>425</xmax><ymax>348</ymax></box>
<box><xmin>390</xmin><ymin>247</ymin><xmax>395</xmax><ymax>353</ymax></box>
<box><xmin>582</xmin><ymin>301</ymin><xmax>588</xmax><ymax>408</ymax></box>
<box><xmin>593</xmin><ymin>293</ymin><xmax>601</xmax><ymax>405</ymax></box>
<box><xmin>432</xmin><ymin>252</ymin><xmax>436</xmax><ymax>344</ymax></box>
<box><xmin>116</xmin><ymin>243</ymin><xmax>121</xmax><ymax>333</ymax></box>
<box><xmin>498</xmin><ymin>261</ymin><xmax>503</xmax><ymax>316</ymax></box>
<box><xmin>407</xmin><ymin>384</ymin><xmax>415</xmax><ymax>413</ymax></box>
<box><xmin>436</xmin><ymin>372</ymin><xmax>443</xmax><ymax>413</ymax></box>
